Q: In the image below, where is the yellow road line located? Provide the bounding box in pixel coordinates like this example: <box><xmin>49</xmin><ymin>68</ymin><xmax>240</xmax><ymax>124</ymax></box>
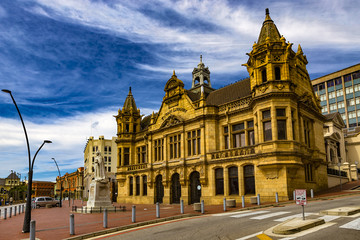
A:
<box><xmin>256</xmin><ymin>233</ymin><xmax>272</xmax><ymax>240</ymax></box>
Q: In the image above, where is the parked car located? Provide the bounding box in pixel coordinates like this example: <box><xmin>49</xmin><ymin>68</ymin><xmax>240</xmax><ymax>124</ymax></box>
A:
<box><xmin>32</xmin><ymin>197</ymin><xmax>60</xmax><ymax>208</ymax></box>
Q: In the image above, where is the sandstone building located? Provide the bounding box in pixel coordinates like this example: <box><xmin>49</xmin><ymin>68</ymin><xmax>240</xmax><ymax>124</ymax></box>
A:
<box><xmin>115</xmin><ymin>9</ymin><xmax>328</xmax><ymax>205</ymax></box>
<box><xmin>83</xmin><ymin>136</ymin><xmax>117</xmax><ymax>201</ymax></box>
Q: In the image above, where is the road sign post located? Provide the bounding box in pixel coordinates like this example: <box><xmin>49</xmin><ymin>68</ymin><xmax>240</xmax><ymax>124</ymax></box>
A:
<box><xmin>295</xmin><ymin>189</ymin><xmax>307</xmax><ymax>220</ymax></box>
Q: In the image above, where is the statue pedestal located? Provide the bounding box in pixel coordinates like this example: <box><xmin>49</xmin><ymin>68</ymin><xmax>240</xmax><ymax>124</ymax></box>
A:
<box><xmin>87</xmin><ymin>180</ymin><xmax>112</xmax><ymax>208</ymax></box>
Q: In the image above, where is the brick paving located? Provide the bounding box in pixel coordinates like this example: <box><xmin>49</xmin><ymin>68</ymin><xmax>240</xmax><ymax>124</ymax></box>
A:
<box><xmin>0</xmin><ymin>181</ymin><xmax>359</xmax><ymax>240</ymax></box>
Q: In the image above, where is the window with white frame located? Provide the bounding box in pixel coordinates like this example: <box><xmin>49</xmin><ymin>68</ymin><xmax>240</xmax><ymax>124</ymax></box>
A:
<box><xmin>329</xmin><ymin>103</ymin><xmax>337</xmax><ymax>111</ymax></box>
<box><xmin>346</xmin><ymin>87</ymin><xmax>354</xmax><ymax>94</ymax></box>
<box><xmin>320</xmin><ymin>94</ymin><xmax>327</xmax><ymax>101</ymax></box>
<box><xmin>336</xmin><ymin>89</ymin><xmax>343</xmax><ymax>97</ymax></box>
<box><xmin>349</xmin><ymin>111</ymin><xmax>356</xmax><ymax>119</ymax></box>
<box><xmin>337</xmin><ymin>101</ymin><xmax>345</xmax><ymax>109</ymax></box>
<box><xmin>354</xmin><ymin>84</ymin><xmax>360</xmax><ymax>92</ymax></box>
<box><xmin>322</xmin><ymin>106</ymin><xmax>328</xmax><ymax>113</ymax></box>
<box><xmin>328</xmin><ymin>91</ymin><xmax>335</xmax><ymax>99</ymax></box>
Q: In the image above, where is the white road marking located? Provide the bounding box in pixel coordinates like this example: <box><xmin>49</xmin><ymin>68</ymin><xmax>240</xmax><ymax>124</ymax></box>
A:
<box><xmin>213</xmin><ymin>210</ymin><xmax>250</xmax><ymax>216</ymax></box>
<box><xmin>339</xmin><ymin>217</ymin><xmax>360</xmax><ymax>230</ymax></box>
<box><xmin>251</xmin><ymin>211</ymin><xmax>290</xmax><ymax>220</ymax></box>
<box><xmin>318</xmin><ymin>215</ymin><xmax>341</xmax><ymax>222</ymax></box>
<box><xmin>274</xmin><ymin>213</ymin><xmax>315</xmax><ymax>222</ymax></box>
<box><xmin>230</xmin><ymin>210</ymin><xmax>269</xmax><ymax>218</ymax></box>
<box><xmin>235</xmin><ymin>231</ymin><xmax>262</xmax><ymax>240</ymax></box>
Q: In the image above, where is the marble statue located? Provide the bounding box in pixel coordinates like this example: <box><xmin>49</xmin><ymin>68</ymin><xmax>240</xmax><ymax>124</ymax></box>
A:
<box><xmin>94</xmin><ymin>151</ymin><xmax>106</xmax><ymax>182</ymax></box>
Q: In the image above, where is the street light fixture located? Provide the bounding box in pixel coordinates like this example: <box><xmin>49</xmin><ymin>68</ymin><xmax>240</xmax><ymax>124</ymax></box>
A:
<box><xmin>355</xmin><ymin>161</ymin><xmax>359</xmax><ymax>186</ymax></box>
<box><xmin>52</xmin><ymin>158</ymin><xmax>62</xmax><ymax>207</ymax></box>
<box><xmin>2</xmin><ymin>89</ymin><xmax>52</xmax><ymax>233</ymax></box>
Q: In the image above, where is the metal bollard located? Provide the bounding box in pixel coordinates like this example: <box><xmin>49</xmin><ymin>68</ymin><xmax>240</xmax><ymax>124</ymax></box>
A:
<box><xmin>242</xmin><ymin>196</ymin><xmax>245</xmax><ymax>208</ymax></box>
<box><xmin>4</xmin><ymin>208</ymin><xmax>7</xmax><ymax>220</ymax></box>
<box><xmin>103</xmin><ymin>208</ymin><xmax>108</xmax><ymax>228</ymax></box>
<box><xmin>180</xmin><ymin>199</ymin><xmax>184</xmax><ymax>214</ymax></box>
<box><xmin>22</xmin><ymin>204</ymin><xmax>25</xmax><ymax>213</ymax></box>
<box><xmin>0</xmin><ymin>209</ymin><xmax>1</xmax><ymax>219</ymax></box>
<box><xmin>257</xmin><ymin>194</ymin><xmax>260</xmax><ymax>206</ymax></box>
<box><xmin>293</xmin><ymin>190</ymin><xmax>295</xmax><ymax>200</ymax></box>
<box><xmin>311</xmin><ymin>189</ymin><xmax>314</xmax><ymax>198</ymax></box>
<box><xmin>223</xmin><ymin>198</ymin><xmax>227</xmax><ymax>212</ymax></box>
<box><xmin>70</xmin><ymin>214</ymin><xmax>75</xmax><ymax>235</ymax></box>
<box><xmin>14</xmin><ymin>206</ymin><xmax>17</xmax><ymax>216</ymax></box>
<box><xmin>30</xmin><ymin>220</ymin><xmax>36</xmax><ymax>240</ymax></box>
<box><xmin>18</xmin><ymin>205</ymin><xmax>21</xmax><ymax>214</ymax></box>
<box><xmin>132</xmin><ymin>205</ymin><xmax>136</xmax><ymax>223</ymax></box>
<box><xmin>201</xmin><ymin>200</ymin><xmax>204</xmax><ymax>214</ymax></box>
<box><xmin>9</xmin><ymin>207</ymin><xmax>12</xmax><ymax>218</ymax></box>
<box><xmin>156</xmin><ymin>202</ymin><xmax>160</xmax><ymax>218</ymax></box>
<box><xmin>275</xmin><ymin>192</ymin><xmax>279</xmax><ymax>203</ymax></box>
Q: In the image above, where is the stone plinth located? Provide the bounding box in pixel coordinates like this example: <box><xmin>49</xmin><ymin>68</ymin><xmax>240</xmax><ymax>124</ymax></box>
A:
<box><xmin>226</xmin><ymin>199</ymin><xmax>236</xmax><ymax>208</ymax></box>
<box><xmin>87</xmin><ymin>180</ymin><xmax>112</xmax><ymax>208</ymax></box>
<box><xmin>193</xmin><ymin>203</ymin><xmax>201</xmax><ymax>211</ymax></box>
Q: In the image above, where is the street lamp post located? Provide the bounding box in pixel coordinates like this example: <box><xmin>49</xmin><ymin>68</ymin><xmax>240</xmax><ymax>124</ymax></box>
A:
<box><xmin>355</xmin><ymin>161</ymin><xmax>359</xmax><ymax>186</ymax></box>
<box><xmin>52</xmin><ymin>158</ymin><xmax>62</xmax><ymax>207</ymax></box>
<box><xmin>2</xmin><ymin>89</ymin><xmax>52</xmax><ymax>233</ymax></box>
<box><xmin>337</xmin><ymin>162</ymin><xmax>342</xmax><ymax>192</ymax></box>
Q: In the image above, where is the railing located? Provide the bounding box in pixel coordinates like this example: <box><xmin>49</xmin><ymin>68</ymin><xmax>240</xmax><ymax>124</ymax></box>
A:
<box><xmin>127</xmin><ymin>163</ymin><xmax>148</xmax><ymax>171</ymax></box>
<box><xmin>209</xmin><ymin>146</ymin><xmax>256</xmax><ymax>160</ymax></box>
<box><xmin>327</xmin><ymin>167</ymin><xmax>347</xmax><ymax>177</ymax></box>
<box><xmin>72</xmin><ymin>205</ymin><xmax>126</xmax><ymax>213</ymax></box>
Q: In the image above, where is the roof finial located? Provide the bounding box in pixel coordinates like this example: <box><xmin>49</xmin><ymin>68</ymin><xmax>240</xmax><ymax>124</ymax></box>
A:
<box><xmin>200</xmin><ymin>54</ymin><xmax>202</xmax><ymax>63</ymax></box>
<box><xmin>173</xmin><ymin>69</ymin><xmax>175</xmax><ymax>76</ymax></box>
<box><xmin>129</xmin><ymin>86</ymin><xmax>131</xmax><ymax>91</ymax></box>
<box><xmin>266</xmin><ymin>8</ymin><xmax>269</xmax><ymax>16</ymax></box>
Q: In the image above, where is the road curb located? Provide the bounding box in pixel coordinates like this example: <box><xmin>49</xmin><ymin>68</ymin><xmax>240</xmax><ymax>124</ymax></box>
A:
<box><xmin>64</xmin><ymin>214</ymin><xmax>197</xmax><ymax>240</ymax></box>
<box><xmin>272</xmin><ymin>218</ymin><xmax>325</xmax><ymax>235</ymax></box>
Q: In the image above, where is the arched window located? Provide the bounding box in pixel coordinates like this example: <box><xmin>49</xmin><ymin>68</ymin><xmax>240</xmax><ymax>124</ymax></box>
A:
<box><xmin>215</xmin><ymin>168</ymin><xmax>224</xmax><ymax>195</ymax></box>
<box><xmin>143</xmin><ymin>175</ymin><xmax>147</xmax><ymax>196</ymax></box>
<box><xmin>275</xmin><ymin>67</ymin><xmax>281</xmax><ymax>80</ymax></box>
<box><xmin>330</xmin><ymin>149</ymin><xmax>335</xmax><ymax>163</ymax></box>
<box><xmin>228</xmin><ymin>167</ymin><xmax>239</xmax><ymax>195</ymax></box>
<box><xmin>244</xmin><ymin>165</ymin><xmax>255</xmax><ymax>194</ymax></box>
<box><xmin>261</xmin><ymin>69</ymin><xmax>267</xmax><ymax>83</ymax></box>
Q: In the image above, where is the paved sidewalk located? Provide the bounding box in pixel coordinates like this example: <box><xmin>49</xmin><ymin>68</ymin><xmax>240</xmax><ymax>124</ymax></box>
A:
<box><xmin>0</xmin><ymin>181</ymin><xmax>359</xmax><ymax>240</ymax></box>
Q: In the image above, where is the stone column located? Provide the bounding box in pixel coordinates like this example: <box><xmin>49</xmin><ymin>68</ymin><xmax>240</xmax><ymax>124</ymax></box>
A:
<box><xmin>224</xmin><ymin>167</ymin><xmax>229</xmax><ymax>196</ymax></box>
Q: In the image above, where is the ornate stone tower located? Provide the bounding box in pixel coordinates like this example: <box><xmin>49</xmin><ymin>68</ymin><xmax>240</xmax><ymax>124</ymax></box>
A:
<box><xmin>115</xmin><ymin>87</ymin><xmax>141</xmax><ymax>140</ymax></box>
<box><xmin>190</xmin><ymin>55</ymin><xmax>214</xmax><ymax>95</ymax></box>
<box><xmin>243</xmin><ymin>8</ymin><xmax>320</xmax><ymax>111</ymax></box>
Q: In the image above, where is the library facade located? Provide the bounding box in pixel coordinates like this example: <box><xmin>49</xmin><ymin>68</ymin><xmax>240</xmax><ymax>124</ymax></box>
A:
<box><xmin>115</xmin><ymin>9</ymin><xmax>328</xmax><ymax>205</ymax></box>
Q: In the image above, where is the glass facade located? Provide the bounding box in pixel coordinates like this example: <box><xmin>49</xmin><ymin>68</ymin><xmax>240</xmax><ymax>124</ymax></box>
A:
<box><xmin>312</xmin><ymin>66</ymin><xmax>360</xmax><ymax>129</ymax></box>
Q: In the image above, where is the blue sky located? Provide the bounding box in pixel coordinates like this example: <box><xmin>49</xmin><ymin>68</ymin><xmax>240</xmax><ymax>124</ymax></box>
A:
<box><xmin>0</xmin><ymin>0</ymin><xmax>359</xmax><ymax>181</ymax></box>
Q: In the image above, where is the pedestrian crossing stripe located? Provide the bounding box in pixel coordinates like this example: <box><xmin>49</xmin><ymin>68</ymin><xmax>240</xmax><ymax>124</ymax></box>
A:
<box><xmin>274</xmin><ymin>213</ymin><xmax>314</xmax><ymax>222</ymax></box>
<box><xmin>231</xmin><ymin>210</ymin><xmax>269</xmax><ymax>218</ymax></box>
<box><xmin>251</xmin><ymin>211</ymin><xmax>290</xmax><ymax>220</ymax></box>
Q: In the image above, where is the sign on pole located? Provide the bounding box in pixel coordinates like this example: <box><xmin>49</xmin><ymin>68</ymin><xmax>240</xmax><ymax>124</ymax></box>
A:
<box><xmin>295</xmin><ymin>189</ymin><xmax>307</xmax><ymax>205</ymax></box>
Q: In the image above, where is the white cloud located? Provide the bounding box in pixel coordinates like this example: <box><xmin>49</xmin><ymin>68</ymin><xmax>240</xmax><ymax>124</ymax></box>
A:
<box><xmin>0</xmin><ymin>108</ymin><xmax>118</xmax><ymax>180</ymax></box>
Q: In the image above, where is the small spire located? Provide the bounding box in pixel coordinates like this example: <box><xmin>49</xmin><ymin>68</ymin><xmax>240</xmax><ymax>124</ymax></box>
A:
<box><xmin>129</xmin><ymin>86</ymin><xmax>132</xmax><ymax>92</ymax></box>
<box><xmin>173</xmin><ymin>70</ymin><xmax>176</xmax><ymax>76</ymax></box>
<box><xmin>297</xmin><ymin>44</ymin><xmax>303</xmax><ymax>55</ymax></box>
<box><xmin>265</xmin><ymin>8</ymin><xmax>271</xmax><ymax>21</ymax></box>
<box><xmin>200</xmin><ymin>55</ymin><xmax>202</xmax><ymax>63</ymax></box>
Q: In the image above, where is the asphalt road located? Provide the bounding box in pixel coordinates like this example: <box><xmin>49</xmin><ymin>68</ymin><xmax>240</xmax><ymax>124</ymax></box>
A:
<box><xmin>91</xmin><ymin>195</ymin><xmax>360</xmax><ymax>240</ymax></box>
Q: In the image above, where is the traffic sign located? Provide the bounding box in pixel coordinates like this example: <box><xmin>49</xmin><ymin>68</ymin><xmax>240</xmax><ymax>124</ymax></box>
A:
<box><xmin>295</xmin><ymin>189</ymin><xmax>307</xmax><ymax>205</ymax></box>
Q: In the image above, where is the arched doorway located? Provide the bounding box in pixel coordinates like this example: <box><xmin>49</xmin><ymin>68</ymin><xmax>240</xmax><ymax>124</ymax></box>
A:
<box><xmin>171</xmin><ymin>173</ymin><xmax>181</xmax><ymax>204</ymax></box>
<box><xmin>244</xmin><ymin>165</ymin><xmax>255</xmax><ymax>194</ymax></box>
<box><xmin>155</xmin><ymin>175</ymin><xmax>164</xmax><ymax>203</ymax></box>
<box><xmin>189</xmin><ymin>171</ymin><xmax>201</xmax><ymax>204</ymax></box>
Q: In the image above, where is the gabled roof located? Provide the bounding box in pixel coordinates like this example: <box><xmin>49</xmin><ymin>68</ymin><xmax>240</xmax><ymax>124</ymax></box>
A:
<box><xmin>6</xmin><ymin>172</ymin><xmax>20</xmax><ymax>180</ymax></box>
<box><xmin>206</xmin><ymin>78</ymin><xmax>251</xmax><ymax>106</ymax></box>
<box><xmin>323</xmin><ymin>112</ymin><xmax>346</xmax><ymax>128</ymax></box>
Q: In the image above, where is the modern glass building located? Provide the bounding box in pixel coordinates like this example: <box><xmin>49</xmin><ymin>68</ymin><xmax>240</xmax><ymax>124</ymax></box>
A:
<box><xmin>312</xmin><ymin>63</ymin><xmax>360</xmax><ymax>129</ymax></box>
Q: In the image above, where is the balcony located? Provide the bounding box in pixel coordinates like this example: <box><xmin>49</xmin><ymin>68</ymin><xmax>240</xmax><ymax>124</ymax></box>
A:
<box><xmin>209</xmin><ymin>146</ymin><xmax>256</xmax><ymax>160</ymax></box>
<box><xmin>126</xmin><ymin>163</ymin><xmax>148</xmax><ymax>171</ymax></box>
